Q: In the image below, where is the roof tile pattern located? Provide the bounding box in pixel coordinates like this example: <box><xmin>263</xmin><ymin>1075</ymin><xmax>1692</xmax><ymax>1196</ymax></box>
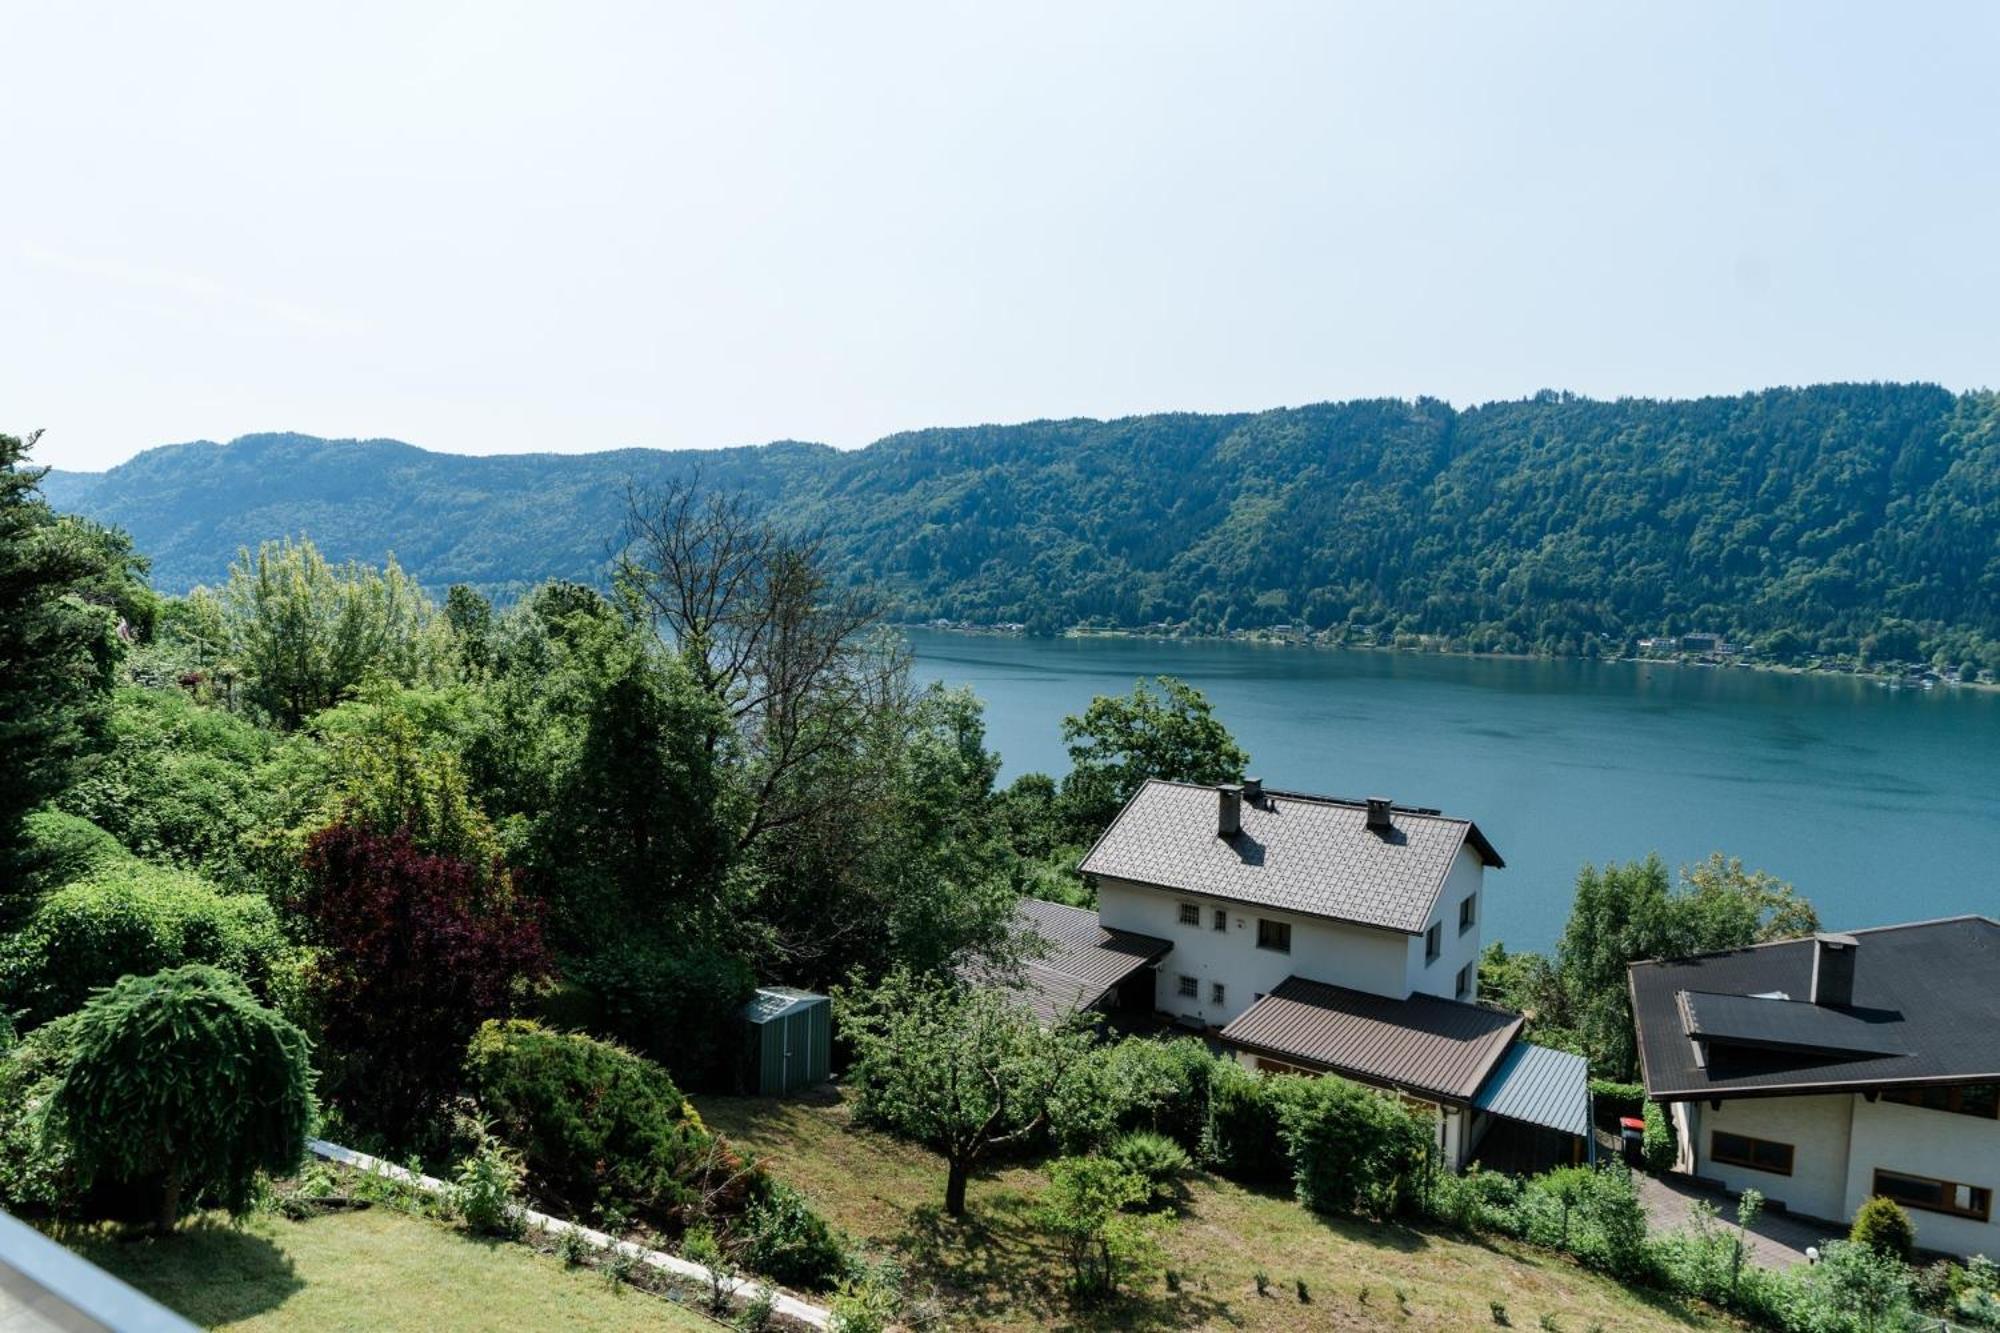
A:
<box><xmin>1630</xmin><ymin>916</ymin><xmax>2000</xmax><ymax>1099</ymax></box>
<box><xmin>1079</xmin><ymin>780</ymin><xmax>1499</xmax><ymax>935</ymax></box>
<box><xmin>1219</xmin><ymin>975</ymin><xmax>1522</xmax><ymax>1102</ymax></box>
<box><xmin>990</xmin><ymin>899</ymin><xmax>1173</xmax><ymax>1023</ymax></box>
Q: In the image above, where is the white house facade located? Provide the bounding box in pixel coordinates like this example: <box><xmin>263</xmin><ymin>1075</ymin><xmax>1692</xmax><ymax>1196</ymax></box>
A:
<box><xmin>997</xmin><ymin>779</ymin><xmax>1589</xmax><ymax>1173</ymax></box>
<box><xmin>1631</xmin><ymin>917</ymin><xmax>2000</xmax><ymax>1259</ymax></box>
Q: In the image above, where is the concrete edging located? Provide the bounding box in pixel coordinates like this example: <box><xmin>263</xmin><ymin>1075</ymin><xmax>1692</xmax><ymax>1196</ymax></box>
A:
<box><xmin>306</xmin><ymin>1138</ymin><xmax>832</xmax><ymax>1328</ymax></box>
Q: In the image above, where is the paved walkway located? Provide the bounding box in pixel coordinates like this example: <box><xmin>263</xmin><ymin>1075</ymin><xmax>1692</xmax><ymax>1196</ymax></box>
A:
<box><xmin>1636</xmin><ymin>1171</ymin><xmax>1838</xmax><ymax>1268</ymax></box>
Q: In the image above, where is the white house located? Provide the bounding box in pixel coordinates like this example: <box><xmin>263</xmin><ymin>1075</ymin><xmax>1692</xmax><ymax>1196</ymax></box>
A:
<box><xmin>1000</xmin><ymin>778</ymin><xmax>1590</xmax><ymax>1171</ymax></box>
<box><xmin>1630</xmin><ymin>917</ymin><xmax>2000</xmax><ymax>1258</ymax></box>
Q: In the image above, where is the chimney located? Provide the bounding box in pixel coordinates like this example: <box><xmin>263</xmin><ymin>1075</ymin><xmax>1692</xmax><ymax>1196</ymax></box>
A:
<box><xmin>1242</xmin><ymin>776</ymin><xmax>1263</xmax><ymax>805</ymax></box>
<box><xmin>1216</xmin><ymin>784</ymin><xmax>1243</xmax><ymax>838</ymax></box>
<box><xmin>1810</xmin><ymin>933</ymin><xmax>1859</xmax><ymax>1008</ymax></box>
<box><xmin>1365</xmin><ymin>796</ymin><xmax>1393</xmax><ymax>830</ymax></box>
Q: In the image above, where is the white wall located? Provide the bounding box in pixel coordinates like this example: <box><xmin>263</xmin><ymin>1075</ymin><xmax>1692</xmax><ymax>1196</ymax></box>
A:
<box><xmin>1097</xmin><ymin>875</ymin><xmax>1413</xmax><ymax>1026</ymax></box>
<box><xmin>1846</xmin><ymin>1095</ymin><xmax>2000</xmax><ymax>1259</ymax></box>
<box><xmin>1401</xmin><ymin>846</ymin><xmax>1486</xmax><ymax>1001</ymax></box>
<box><xmin>1691</xmin><ymin>1094</ymin><xmax>1854</xmax><ymax>1226</ymax></box>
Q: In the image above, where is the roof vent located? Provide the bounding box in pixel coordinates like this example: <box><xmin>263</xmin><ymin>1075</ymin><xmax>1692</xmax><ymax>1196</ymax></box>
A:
<box><xmin>1242</xmin><ymin>776</ymin><xmax>1263</xmax><ymax>805</ymax></box>
<box><xmin>1216</xmin><ymin>784</ymin><xmax>1243</xmax><ymax>838</ymax></box>
<box><xmin>1810</xmin><ymin>933</ymin><xmax>1858</xmax><ymax>1008</ymax></box>
<box><xmin>1365</xmin><ymin>796</ymin><xmax>1393</xmax><ymax>830</ymax></box>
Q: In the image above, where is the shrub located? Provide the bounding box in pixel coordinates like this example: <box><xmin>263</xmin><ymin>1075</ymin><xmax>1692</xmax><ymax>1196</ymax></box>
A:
<box><xmin>451</xmin><ymin>1117</ymin><xmax>525</xmax><ymax>1238</ymax></box>
<box><xmin>0</xmin><ymin>864</ymin><xmax>290</xmax><ymax>1025</ymax></box>
<box><xmin>1034</xmin><ymin>1155</ymin><xmax>1166</xmax><ymax>1297</ymax></box>
<box><xmin>14</xmin><ymin>810</ymin><xmax>134</xmax><ymax>896</ymax></box>
<box><xmin>1639</xmin><ymin>1100</ymin><xmax>1674</xmax><ymax>1173</ymax></box>
<box><xmin>301</xmin><ymin>823</ymin><xmax>547</xmax><ymax>1143</ymax></box>
<box><xmin>1792</xmin><ymin>1239</ymin><xmax>1917</xmax><ymax>1332</ymax></box>
<box><xmin>1851</xmin><ymin>1193</ymin><xmax>1916</xmax><ymax>1260</ymax></box>
<box><xmin>0</xmin><ymin>1014</ymin><xmax>83</xmax><ymax>1214</ymax></box>
<box><xmin>47</xmin><ymin>965</ymin><xmax>315</xmax><ymax>1231</ymax></box>
<box><xmin>1098</xmin><ymin>1038</ymin><xmax>1222</xmax><ymax>1155</ymax></box>
<box><xmin>564</xmin><ymin>934</ymin><xmax>755</xmax><ymax>1091</ymax></box>
<box><xmin>1107</xmin><ymin>1131</ymin><xmax>1192</xmax><ymax>1209</ymax></box>
<box><xmin>1429</xmin><ymin>1164</ymin><xmax>1525</xmax><ymax>1235</ymax></box>
<box><xmin>682</xmin><ymin>1223</ymin><xmax>738</xmax><ymax>1313</ymax></box>
<box><xmin>1271</xmin><ymin>1075</ymin><xmax>1431</xmax><ymax>1219</ymax></box>
<box><xmin>1586</xmin><ymin>1079</ymin><xmax>1644</xmax><ymax>1130</ymax></box>
<box><xmin>738</xmin><ymin>1179</ymin><xmax>848</xmax><ymax>1290</ymax></box>
<box><xmin>1202</xmin><ymin>1061</ymin><xmax>1288</xmax><ymax>1184</ymax></box>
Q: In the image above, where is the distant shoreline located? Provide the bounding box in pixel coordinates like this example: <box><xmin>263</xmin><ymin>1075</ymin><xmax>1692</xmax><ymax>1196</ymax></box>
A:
<box><xmin>896</xmin><ymin>623</ymin><xmax>2000</xmax><ymax>694</ymax></box>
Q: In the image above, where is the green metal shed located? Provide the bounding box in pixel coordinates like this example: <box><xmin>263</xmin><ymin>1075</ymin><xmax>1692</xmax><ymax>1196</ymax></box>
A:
<box><xmin>741</xmin><ymin>987</ymin><xmax>831</xmax><ymax>1096</ymax></box>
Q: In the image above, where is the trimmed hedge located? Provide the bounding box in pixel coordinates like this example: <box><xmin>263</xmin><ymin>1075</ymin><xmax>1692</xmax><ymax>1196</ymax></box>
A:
<box><xmin>0</xmin><ymin>864</ymin><xmax>290</xmax><ymax>1025</ymax></box>
<box><xmin>1270</xmin><ymin>1074</ymin><xmax>1432</xmax><ymax>1219</ymax></box>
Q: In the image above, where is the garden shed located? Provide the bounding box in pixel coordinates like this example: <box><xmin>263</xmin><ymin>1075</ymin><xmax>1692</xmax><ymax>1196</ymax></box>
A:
<box><xmin>740</xmin><ymin>987</ymin><xmax>831</xmax><ymax>1095</ymax></box>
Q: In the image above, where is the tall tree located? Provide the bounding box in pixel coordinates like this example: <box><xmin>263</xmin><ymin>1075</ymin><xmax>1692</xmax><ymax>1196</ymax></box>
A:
<box><xmin>0</xmin><ymin>430</ymin><xmax>127</xmax><ymax>886</ymax></box>
<box><xmin>1059</xmin><ymin>675</ymin><xmax>1248</xmax><ymax>834</ymax></box>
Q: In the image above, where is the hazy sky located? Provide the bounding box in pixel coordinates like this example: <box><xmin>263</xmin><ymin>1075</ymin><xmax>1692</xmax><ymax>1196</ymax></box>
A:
<box><xmin>8</xmin><ymin>2</ymin><xmax>1999</xmax><ymax>472</ymax></box>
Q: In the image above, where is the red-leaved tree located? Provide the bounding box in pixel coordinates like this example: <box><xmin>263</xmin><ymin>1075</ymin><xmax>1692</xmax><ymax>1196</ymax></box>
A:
<box><xmin>300</xmin><ymin>822</ymin><xmax>548</xmax><ymax>1143</ymax></box>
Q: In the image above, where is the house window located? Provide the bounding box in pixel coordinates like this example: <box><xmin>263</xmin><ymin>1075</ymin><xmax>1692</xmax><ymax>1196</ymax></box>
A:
<box><xmin>1879</xmin><ymin>1084</ymin><xmax>2000</xmax><ymax>1120</ymax></box>
<box><xmin>1211</xmin><ymin>981</ymin><xmax>1226</xmax><ymax>1005</ymax></box>
<box><xmin>1256</xmin><ymin>919</ymin><xmax>1292</xmax><ymax>953</ymax></box>
<box><xmin>1458</xmin><ymin>894</ymin><xmax>1477</xmax><ymax>934</ymax></box>
<box><xmin>1455</xmin><ymin>963</ymin><xmax>1473</xmax><ymax>1001</ymax></box>
<box><xmin>1710</xmin><ymin>1131</ymin><xmax>1794</xmax><ymax>1177</ymax></box>
<box><xmin>1177</xmin><ymin>974</ymin><xmax>1198</xmax><ymax>999</ymax></box>
<box><xmin>1178</xmin><ymin>903</ymin><xmax>1199</xmax><ymax>927</ymax></box>
<box><xmin>1212</xmin><ymin>908</ymin><xmax>1228</xmax><ymax>933</ymax></box>
<box><xmin>1873</xmin><ymin>1169</ymin><xmax>1993</xmax><ymax>1222</ymax></box>
<box><xmin>1425</xmin><ymin>923</ymin><xmax>1442</xmax><ymax>964</ymax></box>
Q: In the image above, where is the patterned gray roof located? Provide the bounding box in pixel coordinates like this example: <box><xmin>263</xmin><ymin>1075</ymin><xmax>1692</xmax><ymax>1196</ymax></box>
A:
<box><xmin>979</xmin><ymin>899</ymin><xmax>1173</xmax><ymax>1024</ymax></box>
<box><xmin>1220</xmin><ymin>976</ymin><xmax>1522</xmax><ymax>1102</ymax></box>
<box><xmin>1078</xmin><ymin>780</ymin><xmax>1503</xmax><ymax>935</ymax></box>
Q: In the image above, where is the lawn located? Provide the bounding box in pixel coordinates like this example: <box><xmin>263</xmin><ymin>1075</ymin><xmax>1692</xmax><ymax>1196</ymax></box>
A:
<box><xmin>50</xmin><ymin>1206</ymin><xmax>715</xmax><ymax>1332</ymax></box>
<box><xmin>700</xmin><ymin>1092</ymin><xmax>1723</xmax><ymax>1333</ymax></box>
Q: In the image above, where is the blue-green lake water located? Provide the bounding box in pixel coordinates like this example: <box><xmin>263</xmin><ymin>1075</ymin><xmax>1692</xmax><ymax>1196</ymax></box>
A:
<box><xmin>904</xmin><ymin>629</ymin><xmax>2000</xmax><ymax>952</ymax></box>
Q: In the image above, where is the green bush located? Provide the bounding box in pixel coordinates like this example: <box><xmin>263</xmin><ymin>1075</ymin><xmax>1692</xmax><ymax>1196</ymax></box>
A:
<box><xmin>1851</xmin><ymin>1194</ymin><xmax>1916</xmax><ymax>1260</ymax></box>
<box><xmin>739</xmin><ymin>1179</ymin><xmax>849</xmax><ymax>1290</ymax></box>
<box><xmin>563</xmin><ymin>935</ymin><xmax>756</xmax><ymax>1089</ymax></box>
<box><xmin>0</xmin><ymin>864</ymin><xmax>291</xmax><ymax>1025</ymax></box>
<box><xmin>1107</xmin><ymin>1130</ymin><xmax>1193</xmax><ymax>1209</ymax></box>
<box><xmin>1099</xmin><ymin>1038</ymin><xmax>1222</xmax><ymax>1155</ymax></box>
<box><xmin>464</xmin><ymin>1018</ymin><xmax>709</xmax><ymax>1224</ymax></box>
<box><xmin>1202</xmin><ymin>1061</ymin><xmax>1288</xmax><ymax>1184</ymax></box>
<box><xmin>0</xmin><ymin>1014</ymin><xmax>83</xmax><ymax>1214</ymax></box>
<box><xmin>1586</xmin><ymin>1078</ymin><xmax>1644</xmax><ymax>1130</ymax></box>
<box><xmin>47</xmin><ymin>965</ymin><xmax>315</xmax><ymax>1232</ymax></box>
<box><xmin>1271</xmin><ymin>1074</ymin><xmax>1431</xmax><ymax>1219</ymax></box>
<box><xmin>1640</xmin><ymin>1101</ymin><xmax>1674</xmax><ymax>1173</ymax></box>
<box><xmin>14</xmin><ymin>810</ymin><xmax>135</xmax><ymax>897</ymax></box>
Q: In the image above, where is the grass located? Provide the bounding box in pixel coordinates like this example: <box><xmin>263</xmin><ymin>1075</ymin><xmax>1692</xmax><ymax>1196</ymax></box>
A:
<box><xmin>700</xmin><ymin>1092</ymin><xmax>1723</xmax><ymax>1332</ymax></box>
<box><xmin>49</xmin><ymin>1206</ymin><xmax>715</xmax><ymax>1331</ymax></box>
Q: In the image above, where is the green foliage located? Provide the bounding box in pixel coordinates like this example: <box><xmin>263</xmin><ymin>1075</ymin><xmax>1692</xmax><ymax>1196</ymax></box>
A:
<box><xmin>12</xmin><ymin>809</ymin><xmax>135</xmax><ymax>896</ymax></box>
<box><xmin>0</xmin><ymin>431</ymin><xmax>129</xmax><ymax>893</ymax></box>
<box><xmin>738</xmin><ymin>1179</ymin><xmax>848</xmax><ymax>1290</ymax></box>
<box><xmin>48</xmin><ymin>965</ymin><xmax>314</xmax><ymax>1231</ymax></box>
<box><xmin>219</xmin><ymin>535</ymin><xmax>446</xmax><ymax>727</ymax></box>
<box><xmin>1058</xmin><ymin>675</ymin><xmax>1247</xmax><ymax>833</ymax></box>
<box><xmin>827</xmin><ymin>1259</ymin><xmax>902</xmax><ymax>1333</ymax></box>
<box><xmin>838</xmin><ymin>969</ymin><xmax>1099</xmax><ymax>1217</ymax></box>
<box><xmin>1850</xmin><ymin>1194</ymin><xmax>1917</xmax><ymax>1261</ymax></box>
<box><xmin>0</xmin><ymin>1015</ymin><xmax>82</xmax><ymax>1214</ymax></box>
<box><xmin>1640</xmin><ymin>1101</ymin><xmax>1674</xmax><ymax>1173</ymax></box>
<box><xmin>1032</xmin><ymin>1155</ymin><xmax>1166</xmax><ymax>1297</ymax></box>
<box><xmin>1106</xmin><ymin>1131</ymin><xmax>1193</xmax><ymax>1209</ymax></box>
<box><xmin>0</xmin><ymin>863</ymin><xmax>291</xmax><ymax>1025</ymax></box>
<box><xmin>463</xmin><ymin>1019</ymin><xmax>708</xmax><ymax>1226</ymax></box>
<box><xmin>680</xmin><ymin>1222</ymin><xmax>737</xmax><ymax>1313</ymax></box>
<box><xmin>1791</xmin><ymin>1239</ymin><xmax>1918</xmax><ymax>1333</ymax></box>
<box><xmin>450</xmin><ymin>1117</ymin><xmax>525</xmax><ymax>1238</ymax></box>
<box><xmin>1270</xmin><ymin>1074</ymin><xmax>1432</xmax><ymax>1219</ymax></box>
<box><xmin>1202</xmin><ymin>1059</ymin><xmax>1290</xmax><ymax>1184</ymax></box>
<box><xmin>562</xmin><ymin>934</ymin><xmax>757</xmax><ymax>1089</ymax></box>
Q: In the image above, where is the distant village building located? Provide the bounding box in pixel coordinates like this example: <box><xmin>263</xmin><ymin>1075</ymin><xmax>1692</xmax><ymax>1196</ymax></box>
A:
<box><xmin>1637</xmin><ymin>636</ymin><xmax>1677</xmax><ymax>654</ymax></box>
<box><xmin>1630</xmin><ymin>917</ymin><xmax>2000</xmax><ymax>1258</ymax></box>
<box><xmin>1679</xmin><ymin>633</ymin><xmax>1726</xmax><ymax>654</ymax></box>
<box><xmin>992</xmin><ymin>780</ymin><xmax>1590</xmax><ymax>1172</ymax></box>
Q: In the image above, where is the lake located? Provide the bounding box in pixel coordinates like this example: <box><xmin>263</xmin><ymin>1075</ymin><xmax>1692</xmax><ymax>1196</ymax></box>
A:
<box><xmin>904</xmin><ymin>629</ymin><xmax>2000</xmax><ymax>952</ymax></box>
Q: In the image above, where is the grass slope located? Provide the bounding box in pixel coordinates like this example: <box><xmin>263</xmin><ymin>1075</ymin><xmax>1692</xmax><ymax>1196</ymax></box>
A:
<box><xmin>700</xmin><ymin>1093</ymin><xmax>1718</xmax><ymax>1333</ymax></box>
<box><xmin>52</xmin><ymin>1207</ymin><xmax>713</xmax><ymax>1332</ymax></box>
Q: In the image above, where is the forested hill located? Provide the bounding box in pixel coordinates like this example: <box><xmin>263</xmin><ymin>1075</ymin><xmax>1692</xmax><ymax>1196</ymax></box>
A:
<box><xmin>42</xmin><ymin>383</ymin><xmax>2000</xmax><ymax>664</ymax></box>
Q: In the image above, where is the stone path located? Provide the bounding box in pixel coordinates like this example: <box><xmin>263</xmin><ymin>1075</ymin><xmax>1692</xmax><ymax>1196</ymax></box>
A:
<box><xmin>1636</xmin><ymin>1170</ymin><xmax>1839</xmax><ymax>1269</ymax></box>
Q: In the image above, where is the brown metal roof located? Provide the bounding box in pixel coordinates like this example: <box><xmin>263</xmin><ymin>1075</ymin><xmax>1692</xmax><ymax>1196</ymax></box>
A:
<box><xmin>982</xmin><ymin>898</ymin><xmax>1173</xmax><ymax>1024</ymax></box>
<box><xmin>1078</xmin><ymin>779</ymin><xmax>1502</xmax><ymax>935</ymax></box>
<box><xmin>1219</xmin><ymin>976</ymin><xmax>1522</xmax><ymax>1102</ymax></box>
<box><xmin>1630</xmin><ymin>915</ymin><xmax>2000</xmax><ymax>1100</ymax></box>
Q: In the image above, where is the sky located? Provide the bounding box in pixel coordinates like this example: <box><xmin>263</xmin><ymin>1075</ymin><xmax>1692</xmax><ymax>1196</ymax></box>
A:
<box><xmin>6</xmin><ymin>2</ymin><xmax>1999</xmax><ymax>473</ymax></box>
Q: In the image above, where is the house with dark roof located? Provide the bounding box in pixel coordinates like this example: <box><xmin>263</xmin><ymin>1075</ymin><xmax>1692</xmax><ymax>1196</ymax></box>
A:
<box><xmin>1005</xmin><ymin>778</ymin><xmax>1589</xmax><ymax>1171</ymax></box>
<box><xmin>1629</xmin><ymin>916</ymin><xmax>2000</xmax><ymax>1257</ymax></box>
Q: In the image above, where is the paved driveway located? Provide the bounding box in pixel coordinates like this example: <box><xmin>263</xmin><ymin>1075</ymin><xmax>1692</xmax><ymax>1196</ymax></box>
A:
<box><xmin>1637</xmin><ymin>1172</ymin><xmax>1839</xmax><ymax>1269</ymax></box>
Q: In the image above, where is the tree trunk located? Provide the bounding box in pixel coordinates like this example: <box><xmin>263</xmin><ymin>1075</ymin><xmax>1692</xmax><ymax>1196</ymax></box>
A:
<box><xmin>156</xmin><ymin>1173</ymin><xmax>182</xmax><ymax>1236</ymax></box>
<box><xmin>944</xmin><ymin>1158</ymin><xmax>969</xmax><ymax>1217</ymax></box>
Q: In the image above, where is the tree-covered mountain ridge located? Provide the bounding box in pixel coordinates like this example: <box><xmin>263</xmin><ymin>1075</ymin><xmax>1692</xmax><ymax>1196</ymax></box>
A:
<box><xmin>42</xmin><ymin>382</ymin><xmax>2000</xmax><ymax>664</ymax></box>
